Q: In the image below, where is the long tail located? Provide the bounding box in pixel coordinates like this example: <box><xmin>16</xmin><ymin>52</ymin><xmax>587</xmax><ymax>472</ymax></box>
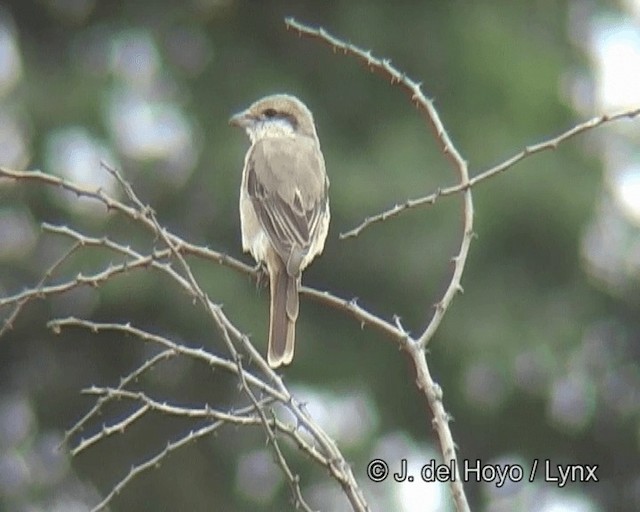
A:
<box><xmin>267</xmin><ymin>260</ymin><xmax>298</xmax><ymax>368</ymax></box>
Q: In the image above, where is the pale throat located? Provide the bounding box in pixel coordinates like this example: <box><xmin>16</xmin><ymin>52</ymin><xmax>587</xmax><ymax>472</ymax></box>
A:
<box><xmin>247</xmin><ymin>118</ymin><xmax>296</xmax><ymax>143</ymax></box>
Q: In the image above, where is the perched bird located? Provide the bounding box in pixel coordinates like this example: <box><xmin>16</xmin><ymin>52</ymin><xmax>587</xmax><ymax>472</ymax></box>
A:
<box><xmin>230</xmin><ymin>94</ymin><xmax>330</xmax><ymax>368</ymax></box>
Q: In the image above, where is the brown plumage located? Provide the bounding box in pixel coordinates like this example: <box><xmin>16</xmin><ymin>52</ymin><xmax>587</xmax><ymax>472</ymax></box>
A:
<box><xmin>230</xmin><ymin>94</ymin><xmax>330</xmax><ymax>368</ymax></box>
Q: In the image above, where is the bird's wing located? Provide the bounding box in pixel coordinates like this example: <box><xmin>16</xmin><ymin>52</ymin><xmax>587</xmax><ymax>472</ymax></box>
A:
<box><xmin>246</xmin><ymin>136</ymin><xmax>329</xmax><ymax>275</ymax></box>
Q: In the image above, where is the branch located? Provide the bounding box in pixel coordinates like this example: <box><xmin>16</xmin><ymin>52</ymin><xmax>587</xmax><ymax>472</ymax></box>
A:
<box><xmin>0</xmin><ymin>166</ymin><xmax>255</xmax><ymax>278</ymax></box>
<box><xmin>286</xmin><ymin>18</ymin><xmax>472</xmax><ymax>512</ymax></box>
<box><xmin>75</xmin><ymin>386</ymin><xmax>275</xmax><ymax>456</ymax></box>
<box><xmin>3</xmin><ymin>24</ymin><xmax>431</xmax><ymax>510</ymax></box>
<box><xmin>60</xmin><ymin>349</ymin><xmax>176</xmax><ymax>450</ymax></box>
<box><xmin>50</xmin><ymin>317</ymin><xmax>369</xmax><ymax>511</ymax></box>
<box><xmin>48</xmin><ymin>318</ymin><xmax>286</xmax><ymax>400</ymax></box>
<box><xmin>0</xmin><ymin>165</ymin><xmax>383</xmax><ymax>509</ymax></box>
<box><xmin>0</xmin><ymin>241</ymin><xmax>82</xmax><ymax>337</ymax></box>
<box><xmin>284</xmin><ymin>18</ymin><xmax>473</xmax><ymax>350</ymax></box>
<box><xmin>339</xmin><ymin>107</ymin><xmax>640</xmax><ymax>237</ymax></box>
<box><xmin>90</xmin><ymin>418</ymin><xmax>232</xmax><ymax>512</ymax></box>
<box><xmin>0</xmin><ymin>167</ymin><xmax>406</xmax><ymax>348</ymax></box>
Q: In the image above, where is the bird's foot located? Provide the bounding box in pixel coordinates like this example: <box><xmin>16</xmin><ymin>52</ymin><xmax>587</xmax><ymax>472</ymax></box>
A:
<box><xmin>254</xmin><ymin>262</ymin><xmax>269</xmax><ymax>290</ymax></box>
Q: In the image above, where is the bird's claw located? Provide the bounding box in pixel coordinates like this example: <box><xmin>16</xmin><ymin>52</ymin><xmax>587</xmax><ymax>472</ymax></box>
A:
<box><xmin>254</xmin><ymin>262</ymin><xmax>269</xmax><ymax>289</ymax></box>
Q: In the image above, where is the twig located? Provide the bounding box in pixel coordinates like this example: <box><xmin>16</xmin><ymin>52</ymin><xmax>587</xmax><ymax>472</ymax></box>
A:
<box><xmin>50</xmin><ymin>316</ymin><xmax>369</xmax><ymax>510</ymax></box>
<box><xmin>102</xmin><ymin>162</ymin><xmax>365</xmax><ymax>508</ymax></box>
<box><xmin>0</xmin><ymin>241</ymin><xmax>81</xmax><ymax>337</ymax></box>
<box><xmin>74</xmin><ymin>386</ymin><xmax>275</xmax><ymax>456</ymax></box>
<box><xmin>88</xmin><ymin>406</ymin><xmax>259</xmax><ymax>512</ymax></box>
<box><xmin>0</xmin><ymin>166</ymin><xmax>254</xmax><ymax>278</ymax></box>
<box><xmin>60</xmin><ymin>349</ymin><xmax>176</xmax><ymax>449</ymax></box>
<box><xmin>0</xmin><ymin>168</ymin><xmax>404</xmax><ymax>346</ymax></box>
<box><xmin>48</xmin><ymin>318</ymin><xmax>285</xmax><ymax>400</ymax></box>
<box><xmin>339</xmin><ymin>107</ymin><xmax>640</xmax><ymax>237</ymax></box>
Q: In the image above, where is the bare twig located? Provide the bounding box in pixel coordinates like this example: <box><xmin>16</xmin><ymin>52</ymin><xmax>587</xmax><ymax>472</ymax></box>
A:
<box><xmin>88</xmin><ymin>410</ymin><xmax>252</xmax><ymax>512</ymax></box>
<box><xmin>48</xmin><ymin>318</ymin><xmax>285</xmax><ymax>400</ymax></box>
<box><xmin>339</xmin><ymin>107</ymin><xmax>640</xmax><ymax>237</ymax></box>
<box><xmin>0</xmin><ymin>166</ymin><xmax>254</xmax><ymax>278</ymax></box>
<box><xmin>236</xmin><ymin>357</ymin><xmax>318</xmax><ymax>512</ymax></box>
<box><xmin>0</xmin><ymin>167</ymin><xmax>404</xmax><ymax>346</ymax></box>
<box><xmin>101</xmin><ymin>162</ymin><xmax>369</xmax><ymax>509</ymax></box>
<box><xmin>75</xmin><ymin>386</ymin><xmax>275</xmax><ymax>456</ymax></box>
<box><xmin>0</xmin><ymin>206</ymin><xmax>390</xmax><ymax>511</ymax></box>
<box><xmin>60</xmin><ymin>349</ymin><xmax>176</xmax><ymax>449</ymax></box>
<box><xmin>0</xmin><ymin>241</ymin><xmax>81</xmax><ymax>337</ymax></box>
<box><xmin>49</xmin><ymin>314</ymin><xmax>367</xmax><ymax>510</ymax></box>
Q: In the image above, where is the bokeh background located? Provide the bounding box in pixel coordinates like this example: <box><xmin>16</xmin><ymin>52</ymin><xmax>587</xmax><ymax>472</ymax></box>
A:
<box><xmin>1</xmin><ymin>1</ymin><xmax>639</xmax><ymax>511</ymax></box>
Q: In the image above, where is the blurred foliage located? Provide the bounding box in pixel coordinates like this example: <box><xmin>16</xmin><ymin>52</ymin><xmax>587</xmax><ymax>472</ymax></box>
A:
<box><xmin>1</xmin><ymin>1</ymin><xmax>639</xmax><ymax>511</ymax></box>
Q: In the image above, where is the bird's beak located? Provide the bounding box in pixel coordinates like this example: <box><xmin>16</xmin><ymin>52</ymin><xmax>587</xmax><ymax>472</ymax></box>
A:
<box><xmin>229</xmin><ymin>110</ymin><xmax>251</xmax><ymax>128</ymax></box>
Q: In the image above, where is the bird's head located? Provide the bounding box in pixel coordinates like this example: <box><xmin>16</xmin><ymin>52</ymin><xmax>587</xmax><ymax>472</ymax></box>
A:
<box><xmin>229</xmin><ymin>94</ymin><xmax>318</xmax><ymax>143</ymax></box>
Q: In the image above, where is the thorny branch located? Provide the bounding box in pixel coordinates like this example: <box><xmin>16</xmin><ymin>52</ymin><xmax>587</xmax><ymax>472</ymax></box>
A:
<box><xmin>285</xmin><ymin>16</ymin><xmax>640</xmax><ymax>512</ymax></box>
<box><xmin>0</xmin><ymin>163</ymin><xmax>370</xmax><ymax>511</ymax></box>
<box><xmin>286</xmin><ymin>17</ymin><xmax>473</xmax><ymax>511</ymax></box>
<box><xmin>0</xmin><ymin>16</ymin><xmax>636</xmax><ymax>512</ymax></box>
<box><xmin>339</xmin><ymin>107</ymin><xmax>640</xmax><ymax>239</ymax></box>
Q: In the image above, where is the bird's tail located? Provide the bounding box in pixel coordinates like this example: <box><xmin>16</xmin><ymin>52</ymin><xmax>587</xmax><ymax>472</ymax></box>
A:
<box><xmin>267</xmin><ymin>260</ymin><xmax>298</xmax><ymax>368</ymax></box>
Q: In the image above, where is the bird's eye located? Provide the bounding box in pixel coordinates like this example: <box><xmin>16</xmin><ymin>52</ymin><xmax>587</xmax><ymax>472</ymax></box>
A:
<box><xmin>263</xmin><ymin>108</ymin><xmax>277</xmax><ymax>118</ymax></box>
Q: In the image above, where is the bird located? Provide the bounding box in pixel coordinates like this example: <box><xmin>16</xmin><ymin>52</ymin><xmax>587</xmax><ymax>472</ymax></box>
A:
<box><xmin>229</xmin><ymin>94</ymin><xmax>330</xmax><ymax>368</ymax></box>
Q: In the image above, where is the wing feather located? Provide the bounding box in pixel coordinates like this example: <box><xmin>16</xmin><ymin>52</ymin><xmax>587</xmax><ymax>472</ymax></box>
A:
<box><xmin>246</xmin><ymin>136</ymin><xmax>329</xmax><ymax>276</ymax></box>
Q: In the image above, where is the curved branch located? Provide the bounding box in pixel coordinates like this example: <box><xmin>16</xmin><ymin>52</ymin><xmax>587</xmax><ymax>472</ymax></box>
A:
<box><xmin>285</xmin><ymin>17</ymin><xmax>472</xmax><ymax>512</ymax></box>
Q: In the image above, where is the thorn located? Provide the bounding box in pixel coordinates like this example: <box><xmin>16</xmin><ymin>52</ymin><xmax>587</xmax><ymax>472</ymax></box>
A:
<box><xmin>433</xmin><ymin>383</ymin><xmax>443</xmax><ymax>400</ymax></box>
<box><xmin>393</xmin><ymin>315</ymin><xmax>407</xmax><ymax>333</ymax></box>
